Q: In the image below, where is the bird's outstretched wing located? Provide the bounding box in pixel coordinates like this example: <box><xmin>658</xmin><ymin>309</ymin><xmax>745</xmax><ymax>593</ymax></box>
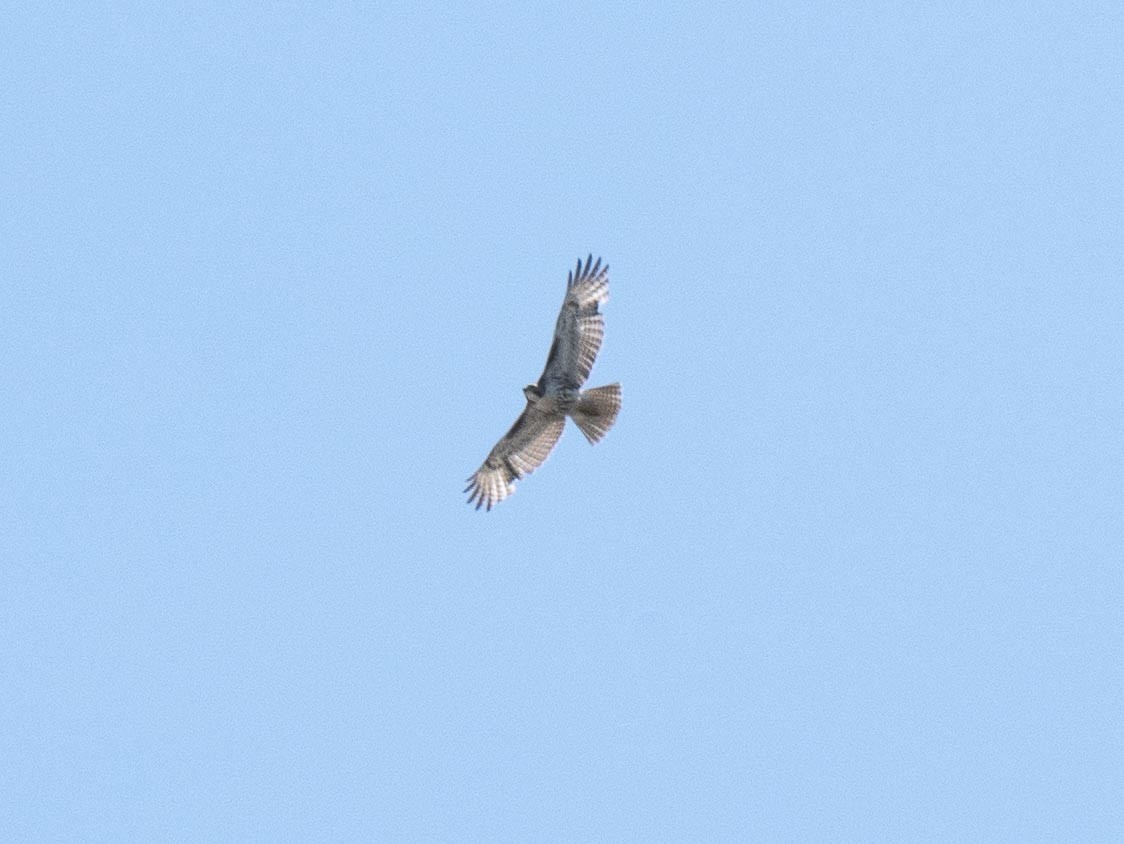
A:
<box><xmin>464</xmin><ymin>403</ymin><xmax>566</xmax><ymax>511</ymax></box>
<box><xmin>537</xmin><ymin>255</ymin><xmax>609</xmax><ymax>393</ymax></box>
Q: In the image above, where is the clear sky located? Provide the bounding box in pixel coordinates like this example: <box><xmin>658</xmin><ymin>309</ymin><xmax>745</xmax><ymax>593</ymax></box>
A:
<box><xmin>3</xmin><ymin>2</ymin><xmax>1121</xmax><ymax>839</ymax></box>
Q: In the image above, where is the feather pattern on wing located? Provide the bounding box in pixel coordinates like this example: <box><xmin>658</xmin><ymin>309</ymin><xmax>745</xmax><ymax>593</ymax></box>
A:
<box><xmin>537</xmin><ymin>255</ymin><xmax>609</xmax><ymax>392</ymax></box>
<box><xmin>464</xmin><ymin>404</ymin><xmax>566</xmax><ymax>511</ymax></box>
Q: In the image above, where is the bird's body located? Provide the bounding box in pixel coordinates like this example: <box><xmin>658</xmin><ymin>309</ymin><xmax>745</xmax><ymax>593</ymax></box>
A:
<box><xmin>465</xmin><ymin>256</ymin><xmax>621</xmax><ymax>510</ymax></box>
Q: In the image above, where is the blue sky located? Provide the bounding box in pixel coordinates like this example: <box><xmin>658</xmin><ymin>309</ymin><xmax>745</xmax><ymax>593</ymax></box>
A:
<box><xmin>3</xmin><ymin>2</ymin><xmax>1121</xmax><ymax>839</ymax></box>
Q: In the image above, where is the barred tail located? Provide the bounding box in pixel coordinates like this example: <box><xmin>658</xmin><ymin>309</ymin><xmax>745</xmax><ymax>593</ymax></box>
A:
<box><xmin>571</xmin><ymin>383</ymin><xmax>621</xmax><ymax>444</ymax></box>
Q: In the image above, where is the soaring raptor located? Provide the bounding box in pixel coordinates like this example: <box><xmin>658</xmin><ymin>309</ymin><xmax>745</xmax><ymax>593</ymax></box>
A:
<box><xmin>465</xmin><ymin>255</ymin><xmax>621</xmax><ymax>510</ymax></box>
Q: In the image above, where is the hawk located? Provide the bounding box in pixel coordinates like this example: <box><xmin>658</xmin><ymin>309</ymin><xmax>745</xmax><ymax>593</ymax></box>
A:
<box><xmin>465</xmin><ymin>255</ymin><xmax>622</xmax><ymax>510</ymax></box>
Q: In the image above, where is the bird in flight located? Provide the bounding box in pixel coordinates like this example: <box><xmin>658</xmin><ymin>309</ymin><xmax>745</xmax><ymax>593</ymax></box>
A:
<box><xmin>465</xmin><ymin>255</ymin><xmax>621</xmax><ymax>510</ymax></box>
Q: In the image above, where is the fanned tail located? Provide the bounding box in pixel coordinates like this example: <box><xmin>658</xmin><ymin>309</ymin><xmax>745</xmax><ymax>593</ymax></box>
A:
<box><xmin>570</xmin><ymin>383</ymin><xmax>621</xmax><ymax>444</ymax></box>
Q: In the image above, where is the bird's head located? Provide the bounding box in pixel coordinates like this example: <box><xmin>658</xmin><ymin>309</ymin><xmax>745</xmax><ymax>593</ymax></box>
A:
<box><xmin>523</xmin><ymin>384</ymin><xmax>543</xmax><ymax>402</ymax></box>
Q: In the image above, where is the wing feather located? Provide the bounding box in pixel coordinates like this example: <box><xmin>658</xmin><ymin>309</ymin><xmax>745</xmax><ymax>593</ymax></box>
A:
<box><xmin>538</xmin><ymin>255</ymin><xmax>609</xmax><ymax>391</ymax></box>
<box><xmin>464</xmin><ymin>404</ymin><xmax>566</xmax><ymax>511</ymax></box>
